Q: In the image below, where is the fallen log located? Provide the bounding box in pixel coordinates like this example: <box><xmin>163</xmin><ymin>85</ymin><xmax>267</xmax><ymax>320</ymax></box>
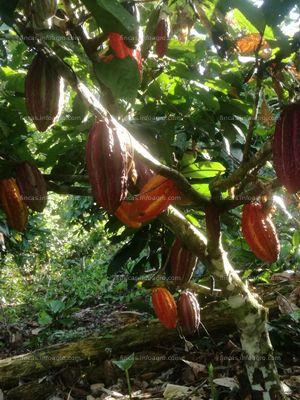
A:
<box><xmin>0</xmin><ymin>278</ymin><xmax>298</xmax><ymax>389</ymax></box>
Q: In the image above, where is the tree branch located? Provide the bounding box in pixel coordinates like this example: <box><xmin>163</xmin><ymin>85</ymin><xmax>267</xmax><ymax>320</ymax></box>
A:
<box><xmin>210</xmin><ymin>140</ymin><xmax>272</xmax><ymax>194</ymax></box>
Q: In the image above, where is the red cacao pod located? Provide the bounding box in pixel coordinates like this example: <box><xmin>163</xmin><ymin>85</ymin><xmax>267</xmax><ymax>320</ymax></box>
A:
<box><xmin>25</xmin><ymin>54</ymin><xmax>64</xmax><ymax>132</ymax></box>
<box><xmin>16</xmin><ymin>161</ymin><xmax>47</xmax><ymax>212</ymax></box>
<box><xmin>177</xmin><ymin>290</ymin><xmax>200</xmax><ymax>335</ymax></box>
<box><xmin>0</xmin><ymin>179</ymin><xmax>28</xmax><ymax>231</ymax></box>
<box><xmin>177</xmin><ymin>291</ymin><xmax>200</xmax><ymax>335</ymax></box>
<box><xmin>242</xmin><ymin>203</ymin><xmax>280</xmax><ymax>263</ymax></box>
<box><xmin>155</xmin><ymin>17</ymin><xmax>169</xmax><ymax>58</ymax></box>
<box><xmin>86</xmin><ymin>119</ymin><xmax>133</xmax><ymax>215</ymax></box>
<box><xmin>170</xmin><ymin>239</ymin><xmax>197</xmax><ymax>283</ymax></box>
<box><xmin>108</xmin><ymin>32</ymin><xmax>133</xmax><ymax>59</ymax></box>
<box><xmin>152</xmin><ymin>287</ymin><xmax>177</xmax><ymax>329</ymax></box>
<box><xmin>134</xmin><ymin>158</ymin><xmax>155</xmax><ymax>189</ymax></box>
<box><xmin>273</xmin><ymin>103</ymin><xmax>300</xmax><ymax>193</ymax></box>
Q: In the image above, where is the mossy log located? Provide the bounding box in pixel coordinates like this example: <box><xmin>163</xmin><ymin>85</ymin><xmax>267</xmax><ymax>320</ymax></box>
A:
<box><xmin>0</xmin><ymin>279</ymin><xmax>297</xmax><ymax>390</ymax></box>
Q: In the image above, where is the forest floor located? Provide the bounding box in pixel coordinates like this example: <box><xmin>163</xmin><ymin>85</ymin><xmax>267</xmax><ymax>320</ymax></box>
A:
<box><xmin>1</xmin><ymin>282</ymin><xmax>300</xmax><ymax>400</ymax></box>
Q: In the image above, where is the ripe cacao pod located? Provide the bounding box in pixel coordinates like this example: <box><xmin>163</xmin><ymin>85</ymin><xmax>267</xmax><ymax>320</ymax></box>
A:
<box><xmin>32</xmin><ymin>0</ymin><xmax>58</xmax><ymax>22</ymax></box>
<box><xmin>16</xmin><ymin>161</ymin><xmax>47</xmax><ymax>212</ymax></box>
<box><xmin>152</xmin><ymin>287</ymin><xmax>177</xmax><ymax>329</ymax></box>
<box><xmin>177</xmin><ymin>291</ymin><xmax>200</xmax><ymax>335</ymax></box>
<box><xmin>114</xmin><ymin>201</ymin><xmax>142</xmax><ymax>229</ymax></box>
<box><xmin>108</xmin><ymin>32</ymin><xmax>133</xmax><ymax>59</ymax></box>
<box><xmin>273</xmin><ymin>103</ymin><xmax>300</xmax><ymax>193</ymax></box>
<box><xmin>242</xmin><ymin>203</ymin><xmax>280</xmax><ymax>263</ymax></box>
<box><xmin>133</xmin><ymin>175</ymin><xmax>179</xmax><ymax>223</ymax></box>
<box><xmin>25</xmin><ymin>54</ymin><xmax>64</xmax><ymax>132</ymax></box>
<box><xmin>86</xmin><ymin>119</ymin><xmax>133</xmax><ymax>215</ymax></box>
<box><xmin>170</xmin><ymin>239</ymin><xmax>197</xmax><ymax>283</ymax></box>
<box><xmin>0</xmin><ymin>179</ymin><xmax>28</xmax><ymax>231</ymax></box>
<box><xmin>155</xmin><ymin>17</ymin><xmax>169</xmax><ymax>58</ymax></box>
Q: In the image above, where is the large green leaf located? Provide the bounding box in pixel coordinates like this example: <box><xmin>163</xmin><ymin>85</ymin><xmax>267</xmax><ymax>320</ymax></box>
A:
<box><xmin>182</xmin><ymin>161</ymin><xmax>226</xmax><ymax>179</ymax></box>
<box><xmin>81</xmin><ymin>0</ymin><xmax>137</xmax><ymax>35</ymax></box>
<box><xmin>217</xmin><ymin>0</ymin><xmax>266</xmax><ymax>32</ymax></box>
<box><xmin>95</xmin><ymin>57</ymin><xmax>140</xmax><ymax>102</ymax></box>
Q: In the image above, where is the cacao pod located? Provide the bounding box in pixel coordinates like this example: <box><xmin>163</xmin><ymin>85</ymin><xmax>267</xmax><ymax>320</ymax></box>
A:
<box><xmin>114</xmin><ymin>201</ymin><xmax>142</xmax><ymax>229</ymax></box>
<box><xmin>177</xmin><ymin>291</ymin><xmax>200</xmax><ymax>335</ymax></box>
<box><xmin>86</xmin><ymin>119</ymin><xmax>133</xmax><ymax>215</ymax></box>
<box><xmin>155</xmin><ymin>17</ymin><xmax>169</xmax><ymax>58</ymax></box>
<box><xmin>0</xmin><ymin>179</ymin><xmax>28</xmax><ymax>231</ymax></box>
<box><xmin>32</xmin><ymin>0</ymin><xmax>58</xmax><ymax>22</ymax></box>
<box><xmin>134</xmin><ymin>158</ymin><xmax>155</xmax><ymax>189</ymax></box>
<box><xmin>108</xmin><ymin>33</ymin><xmax>133</xmax><ymax>59</ymax></box>
<box><xmin>152</xmin><ymin>287</ymin><xmax>177</xmax><ymax>329</ymax></box>
<box><xmin>273</xmin><ymin>103</ymin><xmax>300</xmax><ymax>193</ymax></box>
<box><xmin>133</xmin><ymin>175</ymin><xmax>179</xmax><ymax>223</ymax></box>
<box><xmin>242</xmin><ymin>203</ymin><xmax>280</xmax><ymax>263</ymax></box>
<box><xmin>25</xmin><ymin>54</ymin><xmax>64</xmax><ymax>132</ymax></box>
<box><xmin>16</xmin><ymin>161</ymin><xmax>47</xmax><ymax>212</ymax></box>
<box><xmin>170</xmin><ymin>239</ymin><xmax>197</xmax><ymax>283</ymax></box>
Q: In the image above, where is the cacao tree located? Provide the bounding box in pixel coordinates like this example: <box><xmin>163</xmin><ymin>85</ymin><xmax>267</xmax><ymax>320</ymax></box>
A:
<box><xmin>1</xmin><ymin>0</ymin><xmax>300</xmax><ymax>398</ymax></box>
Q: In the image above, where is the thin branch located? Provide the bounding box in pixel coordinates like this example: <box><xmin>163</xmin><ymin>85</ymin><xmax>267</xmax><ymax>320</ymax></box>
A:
<box><xmin>46</xmin><ymin>181</ymin><xmax>91</xmax><ymax>196</ymax></box>
<box><xmin>242</xmin><ymin>72</ymin><xmax>263</xmax><ymax>162</ymax></box>
<box><xmin>210</xmin><ymin>140</ymin><xmax>272</xmax><ymax>195</ymax></box>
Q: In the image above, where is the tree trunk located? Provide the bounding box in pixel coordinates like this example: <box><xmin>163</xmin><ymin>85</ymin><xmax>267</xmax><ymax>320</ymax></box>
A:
<box><xmin>161</xmin><ymin>208</ymin><xmax>288</xmax><ymax>400</ymax></box>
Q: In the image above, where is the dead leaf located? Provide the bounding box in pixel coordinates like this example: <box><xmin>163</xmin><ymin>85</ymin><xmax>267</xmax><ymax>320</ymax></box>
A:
<box><xmin>277</xmin><ymin>294</ymin><xmax>296</xmax><ymax>315</ymax></box>
<box><xmin>259</xmin><ymin>98</ymin><xmax>274</xmax><ymax>127</ymax></box>
<box><xmin>236</xmin><ymin>33</ymin><xmax>269</xmax><ymax>56</ymax></box>
<box><xmin>213</xmin><ymin>377</ymin><xmax>239</xmax><ymax>389</ymax></box>
<box><xmin>163</xmin><ymin>384</ymin><xmax>190</xmax><ymax>399</ymax></box>
<box><xmin>182</xmin><ymin>359</ymin><xmax>206</xmax><ymax>377</ymax></box>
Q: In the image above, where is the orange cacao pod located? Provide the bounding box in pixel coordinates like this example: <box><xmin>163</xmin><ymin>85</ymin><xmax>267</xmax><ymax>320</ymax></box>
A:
<box><xmin>133</xmin><ymin>175</ymin><xmax>179</xmax><ymax>222</ymax></box>
<box><xmin>16</xmin><ymin>161</ymin><xmax>47</xmax><ymax>212</ymax></box>
<box><xmin>114</xmin><ymin>201</ymin><xmax>142</xmax><ymax>229</ymax></box>
<box><xmin>273</xmin><ymin>103</ymin><xmax>300</xmax><ymax>193</ymax></box>
<box><xmin>25</xmin><ymin>54</ymin><xmax>63</xmax><ymax>132</ymax></box>
<box><xmin>152</xmin><ymin>287</ymin><xmax>177</xmax><ymax>329</ymax></box>
<box><xmin>155</xmin><ymin>18</ymin><xmax>169</xmax><ymax>58</ymax></box>
<box><xmin>170</xmin><ymin>239</ymin><xmax>197</xmax><ymax>283</ymax></box>
<box><xmin>0</xmin><ymin>179</ymin><xmax>28</xmax><ymax>231</ymax></box>
<box><xmin>177</xmin><ymin>291</ymin><xmax>200</xmax><ymax>335</ymax></box>
<box><xmin>242</xmin><ymin>203</ymin><xmax>280</xmax><ymax>263</ymax></box>
<box><xmin>86</xmin><ymin>120</ymin><xmax>133</xmax><ymax>215</ymax></box>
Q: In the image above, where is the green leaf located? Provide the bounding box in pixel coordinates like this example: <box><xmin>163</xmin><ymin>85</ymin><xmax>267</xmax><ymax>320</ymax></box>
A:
<box><xmin>182</xmin><ymin>161</ymin><xmax>226</xmax><ymax>179</ymax></box>
<box><xmin>38</xmin><ymin>311</ymin><xmax>53</xmax><ymax>326</ymax></box>
<box><xmin>107</xmin><ymin>231</ymin><xmax>148</xmax><ymax>276</ymax></box>
<box><xmin>292</xmin><ymin>231</ymin><xmax>300</xmax><ymax>247</ymax></box>
<box><xmin>81</xmin><ymin>0</ymin><xmax>137</xmax><ymax>35</ymax></box>
<box><xmin>232</xmin><ymin>8</ymin><xmax>258</xmax><ymax>33</ymax></box>
<box><xmin>49</xmin><ymin>300</ymin><xmax>66</xmax><ymax>314</ymax></box>
<box><xmin>191</xmin><ymin>183</ymin><xmax>211</xmax><ymax>197</ymax></box>
<box><xmin>113</xmin><ymin>353</ymin><xmax>135</xmax><ymax>371</ymax></box>
<box><xmin>95</xmin><ymin>57</ymin><xmax>140</xmax><ymax>102</ymax></box>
